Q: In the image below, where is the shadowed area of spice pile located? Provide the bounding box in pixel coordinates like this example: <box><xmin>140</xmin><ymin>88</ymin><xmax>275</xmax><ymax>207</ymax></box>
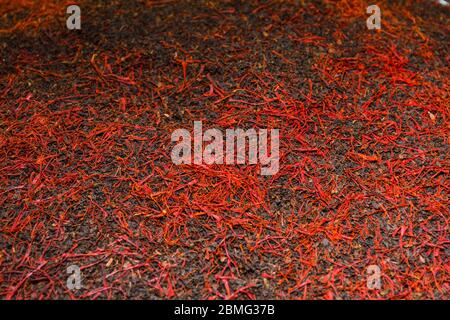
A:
<box><xmin>0</xmin><ymin>0</ymin><xmax>448</xmax><ymax>299</ymax></box>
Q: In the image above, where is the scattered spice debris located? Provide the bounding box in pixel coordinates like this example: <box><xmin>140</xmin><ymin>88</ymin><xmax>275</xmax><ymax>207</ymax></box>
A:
<box><xmin>0</xmin><ymin>0</ymin><xmax>449</xmax><ymax>299</ymax></box>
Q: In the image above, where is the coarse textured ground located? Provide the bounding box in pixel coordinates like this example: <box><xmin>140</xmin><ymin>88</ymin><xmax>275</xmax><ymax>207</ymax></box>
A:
<box><xmin>0</xmin><ymin>0</ymin><xmax>448</xmax><ymax>299</ymax></box>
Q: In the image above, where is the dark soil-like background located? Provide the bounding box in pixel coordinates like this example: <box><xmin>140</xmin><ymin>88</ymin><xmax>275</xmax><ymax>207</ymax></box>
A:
<box><xmin>0</xmin><ymin>0</ymin><xmax>448</xmax><ymax>299</ymax></box>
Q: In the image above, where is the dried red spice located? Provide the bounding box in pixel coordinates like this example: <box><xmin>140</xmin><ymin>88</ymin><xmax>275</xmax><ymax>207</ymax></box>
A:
<box><xmin>0</xmin><ymin>0</ymin><xmax>448</xmax><ymax>299</ymax></box>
